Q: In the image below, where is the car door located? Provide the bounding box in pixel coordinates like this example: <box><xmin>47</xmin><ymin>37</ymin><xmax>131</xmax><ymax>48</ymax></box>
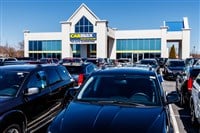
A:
<box><xmin>22</xmin><ymin>70</ymin><xmax>51</xmax><ymax>122</ymax></box>
<box><xmin>44</xmin><ymin>66</ymin><xmax>73</xmax><ymax>112</ymax></box>
<box><xmin>192</xmin><ymin>74</ymin><xmax>200</xmax><ymax>116</ymax></box>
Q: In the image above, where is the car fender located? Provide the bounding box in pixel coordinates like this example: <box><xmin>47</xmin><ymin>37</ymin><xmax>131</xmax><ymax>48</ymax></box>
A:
<box><xmin>0</xmin><ymin>110</ymin><xmax>27</xmax><ymax>132</ymax></box>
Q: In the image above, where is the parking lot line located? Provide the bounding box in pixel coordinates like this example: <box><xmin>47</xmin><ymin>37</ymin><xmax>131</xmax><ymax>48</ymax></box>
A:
<box><xmin>169</xmin><ymin>104</ymin><xmax>180</xmax><ymax>133</ymax></box>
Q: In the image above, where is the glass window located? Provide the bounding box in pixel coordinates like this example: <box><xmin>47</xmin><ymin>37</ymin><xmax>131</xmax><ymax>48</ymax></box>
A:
<box><xmin>77</xmin><ymin>75</ymin><xmax>160</xmax><ymax>106</ymax></box>
<box><xmin>75</xmin><ymin>16</ymin><xmax>93</xmax><ymax>33</ymax></box>
<box><xmin>38</xmin><ymin>41</ymin><xmax>42</xmax><ymax>51</ymax></box>
<box><xmin>57</xmin><ymin>66</ymin><xmax>71</xmax><ymax>81</ymax></box>
<box><xmin>45</xmin><ymin>68</ymin><xmax>61</xmax><ymax>85</ymax></box>
<box><xmin>27</xmin><ymin>71</ymin><xmax>47</xmax><ymax>90</ymax></box>
<box><xmin>29</xmin><ymin>41</ymin><xmax>34</xmax><ymax>51</ymax></box>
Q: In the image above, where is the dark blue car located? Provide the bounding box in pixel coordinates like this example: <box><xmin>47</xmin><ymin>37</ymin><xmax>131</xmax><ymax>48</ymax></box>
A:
<box><xmin>48</xmin><ymin>67</ymin><xmax>179</xmax><ymax>133</ymax></box>
<box><xmin>163</xmin><ymin>59</ymin><xmax>186</xmax><ymax>80</ymax></box>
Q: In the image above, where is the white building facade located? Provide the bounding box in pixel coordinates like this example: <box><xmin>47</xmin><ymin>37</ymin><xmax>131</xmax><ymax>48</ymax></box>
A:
<box><xmin>24</xmin><ymin>3</ymin><xmax>191</xmax><ymax>61</ymax></box>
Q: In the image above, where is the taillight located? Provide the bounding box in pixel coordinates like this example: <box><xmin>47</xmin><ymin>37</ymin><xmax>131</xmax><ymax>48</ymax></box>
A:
<box><xmin>78</xmin><ymin>74</ymin><xmax>84</xmax><ymax>86</ymax></box>
<box><xmin>187</xmin><ymin>77</ymin><xmax>193</xmax><ymax>91</ymax></box>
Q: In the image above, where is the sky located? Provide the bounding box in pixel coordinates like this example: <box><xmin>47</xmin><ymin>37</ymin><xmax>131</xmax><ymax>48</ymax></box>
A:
<box><xmin>0</xmin><ymin>0</ymin><xmax>200</xmax><ymax>53</ymax></box>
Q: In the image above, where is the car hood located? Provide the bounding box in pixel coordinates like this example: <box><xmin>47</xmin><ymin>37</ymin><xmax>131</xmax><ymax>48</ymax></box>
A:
<box><xmin>49</xmin><ymin>101</ymin><xmax>168</xmax><ymax>133</ymax></box>
<box><xmin>0</xmin><ymin>97</ymin><xmax>12</xmax><ymax>103</ymax></box>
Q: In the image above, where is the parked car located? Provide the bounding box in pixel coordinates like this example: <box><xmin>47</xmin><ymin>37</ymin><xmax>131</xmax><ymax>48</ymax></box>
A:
<box><xmin>138</xmin><ymin>58</ymin><xmax>160</xmax><ymax>73</ymax></box>
<box><xmin>61</xmin><ymin>62</ymin><xmax>98</xmax><ymax>86</ymax></box>
<box><xmin>190</xmin><ymin>72</ymin><xmax>200</xmax><ymax>126</ymax></box>
<box><xmin>0</xmin><ymin>57</ymin><xmax>18</xmax><ymax>66</ymax></box>
<box><xmin>176</xmin><ymin>65</ymin><xmax>200</xmax><ymax>106</ymax></box>
<box><xmin>48</xmin><ymin>67</ymin><xmax>179</xmax><ymax>133</ymax></box>
<box><xmin>59</xmin><ymin>57</ymin><xmax>83</xmax><ymax>64</ymax></box>
<box><xmin>39</xmin><ymin>58</ymin><xmax>59</xmax><ymax>64</ymax></box>
<box><xmin>163</xmin><ymin>59</ymin><xmax>186</xmax><ymax>80</ymax></box>
<box><xmin>0</xmin><ymin>64</ymin><xmax>75</xmax><ymax>133</ymax></box>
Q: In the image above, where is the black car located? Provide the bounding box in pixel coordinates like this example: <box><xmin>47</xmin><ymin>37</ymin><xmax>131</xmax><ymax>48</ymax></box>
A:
<box><xmin>48</xmin><ymin>67</ymin><xmax>179</xmax><ymax>133</ymax></box>
<box><xmin>61</xmin><ymin>62</ymin><xmax>98</xmax><ymax>86</ymax></box>
<box><xmin>163</xmin><ymin>59</ymin><xmax>186</xmax><ymax>80</ymax></box>
<box><xmin>0</xmin><ymin>64</ymin><xmax>75</xmax><ymax>133</ymax></box>
<box><xmin>176</xmin><ymin>65</ymin><xmax>200</xmax><ymax>106</ymax></box>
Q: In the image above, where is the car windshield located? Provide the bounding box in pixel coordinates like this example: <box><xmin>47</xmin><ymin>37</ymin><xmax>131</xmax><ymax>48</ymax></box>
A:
<box><xmin>0</xmin><ymin>70</ymin><xmax>29</xmax><ymax>97</ymax></box>
<box><xmin>140</xmin><ymin>60</ymin><xmax>157</xmax><ymax>66</ymax></box>
<box><xmin>168</xmin><ymin>61</ymin><xmax>185</xmax><ymax>67</ymax></box>
<box><xmin>77</xmin><ymin>75</ymin><xmax>161</xmax><ymax>106</ymax></box>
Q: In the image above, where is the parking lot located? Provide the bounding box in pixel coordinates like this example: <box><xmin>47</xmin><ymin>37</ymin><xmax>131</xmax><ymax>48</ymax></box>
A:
<box><xmin>163</xmin><ymin>80</ymin><xmax>199</xmax><ymax>133</ymax></box>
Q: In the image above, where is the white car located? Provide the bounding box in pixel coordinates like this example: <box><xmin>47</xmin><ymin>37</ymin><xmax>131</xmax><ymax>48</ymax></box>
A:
<box><xmin>190</xmin><ymin>72</ymin><xmax>200</xmax><ymax>126</ymax></box>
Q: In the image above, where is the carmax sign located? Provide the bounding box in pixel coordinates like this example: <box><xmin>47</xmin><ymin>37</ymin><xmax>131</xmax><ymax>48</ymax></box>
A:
<box><xmin>70</xmin><ymin>33</ymin><xmax>97</xmax><ymax>42</ymax></box>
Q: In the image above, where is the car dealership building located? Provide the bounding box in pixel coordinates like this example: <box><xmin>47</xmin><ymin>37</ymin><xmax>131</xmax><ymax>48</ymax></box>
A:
<box><xmin>24</xmin><ymin>3</ymin><xmax>191</xmax><ymax>61</ymax></box>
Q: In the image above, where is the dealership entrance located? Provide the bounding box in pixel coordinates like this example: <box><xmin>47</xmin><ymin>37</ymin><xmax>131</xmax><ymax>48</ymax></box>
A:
<box><xmin>71</xmin><ymin>44</ymin><xmax>96</xmax><ymax>58</ymax></box>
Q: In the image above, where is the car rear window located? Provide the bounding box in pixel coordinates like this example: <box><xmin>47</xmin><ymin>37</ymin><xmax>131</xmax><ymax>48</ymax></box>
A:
<box><xmin>190</xmin><ymin>68</ymin><xmax>200</xmax><ymax>78</ymax></box>
<box><xmin>65</xmin><ymin>66</ymin><xmax>83</xmax><ymax>74</ymax></box>
<box><xmin>169</xmin><ymin>61</ymin><xmax>185</xmax><ymax>67</ymax></box>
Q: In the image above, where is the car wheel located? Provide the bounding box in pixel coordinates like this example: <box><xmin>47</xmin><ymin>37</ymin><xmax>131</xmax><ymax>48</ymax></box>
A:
<box><xmin>3</xmin><ymin>123</ymin><xmax>21</xmax><ymax>133</ymax></box>
<box><xmin>191</xmin><ymin>102</ymin><xmax>199</xmax><ymax>127</ymax></box>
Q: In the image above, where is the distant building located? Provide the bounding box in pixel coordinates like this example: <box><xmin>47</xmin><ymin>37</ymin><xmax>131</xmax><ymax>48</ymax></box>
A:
<box><xmin>24</xmin><ymin>3</ymin><xmax>190</xmax><ymax>61</ymax></box>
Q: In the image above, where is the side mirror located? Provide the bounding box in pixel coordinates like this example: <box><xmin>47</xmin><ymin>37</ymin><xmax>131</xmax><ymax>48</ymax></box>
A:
<box><xmin>24</xmin><ymin>87</ymin><xmax>40</xmax><ymax>96</ymax></box>
<box><xmin>166</xmin><ymin>91</ymin><xmax>180</xmax><ymax>104</ymax></box>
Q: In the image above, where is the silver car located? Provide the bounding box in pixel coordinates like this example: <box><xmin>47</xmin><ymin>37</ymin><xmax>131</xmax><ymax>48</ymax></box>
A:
<box><xmin>190</xmin><ymin>72</ymin><xmax>200</xmax><ymax>126</ymax></box>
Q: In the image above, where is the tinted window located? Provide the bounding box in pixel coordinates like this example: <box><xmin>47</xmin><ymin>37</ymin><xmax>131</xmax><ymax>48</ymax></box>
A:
<box><xmin>86</xmin><ymin>65</ymin><xmax>95</xmax><ymax>74</ymax></box>
<box><xmin>168</xmin><ymin>61</ymin><xmax>185</xmax><ymax>67</ymax></box>
<box><xmin>57</xmin><ymin>66</ymin><xmax>71</xmax><ymax>81</ymax></box>
<box><xmin>27</xmin><ymin>71</ymin><xmax>47</xmax><ymax>90</ymax></box>
<box><xmin>65</xmin><ymin>66</ymin><xmax>83</xmax><ymax>74</ymax></box>
<box><xmin>77</xmin><ymin>75</ymin><xmax>160</xmax><ymax>106</ymax></box>
<box><xmin>45</xmin><ymin>68</ymin><xmax>61</xmax><ymax>85</ymax></box>
<box><xmin>190</xmin><ymin>68</ymin><xmax>200</xmax><ymax>78</ymax></box>
<box><xmin>0</xmin><ymin>71</ymin><xmax>28</xmax><ymax>96</ymax></box>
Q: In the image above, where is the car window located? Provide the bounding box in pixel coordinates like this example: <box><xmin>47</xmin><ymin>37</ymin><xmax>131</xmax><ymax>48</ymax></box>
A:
<box><xmin>45</xmin><ymin>68</ymin><xmax>62</xmax><ymax>85</ymax></box>
<box><xmin>77</xmin><ymin>75</ymin><xmax>160</xmax><ymax>106</ymax></box>
<box><xmin>0</xmin><ymin>71</ymin><xmax>28</xmax><ymax>96</ymax></box>
<box><xmin>168</xmin><ymin>61</ymin><xmax>185</xmax><ymax>67</ymax></box>
<box><xmin>65</xmin><ymin>66</ymin><xmax>83</xmax><ymax>74</ymax></box>
<box><xmin>196</xmin><ymin>74</ymin><xmax>200</xmax><ymax>85</ymax></box>
<box><xmin>86</xmin><ymin>64</ymin><xmax>95</xmax><ymax>74</ymax></box>
<box><xmin>27</xmin><ymin>71</ymin><xmax>47</xmax><ymax>90</ymax></box>
<box><xmin>57</xmin><ymin>66</ymin><xmax>72</xmax><ymax>81</ymax></box>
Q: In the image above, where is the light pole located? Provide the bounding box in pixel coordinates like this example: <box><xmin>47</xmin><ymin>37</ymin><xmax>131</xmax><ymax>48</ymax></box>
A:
<box><xmin>193</xmin><ymin>46</ymin><xmax>196</xmax><ymax>57</ymax></box>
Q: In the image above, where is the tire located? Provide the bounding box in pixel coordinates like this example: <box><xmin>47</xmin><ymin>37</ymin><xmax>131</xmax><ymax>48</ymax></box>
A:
<box><xmin>3</xmin><ymin>124</ymin><xmax>21</xmax><ymax>133</ymax></box>
<box><xmin>191</xmin><ymin>102</ymin><xmax>199</xmax><ymax>127</ymax></box>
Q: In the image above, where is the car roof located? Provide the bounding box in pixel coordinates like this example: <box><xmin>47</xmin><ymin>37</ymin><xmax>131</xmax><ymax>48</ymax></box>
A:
<box><xmin>0</xmin><ymin>64</ymin><xmax>59</xmax><ymax>72</ymax></box>
<box><xmin>92</xmin><ymin>67</ymin><xmax>155</xmax><ymax>76</ymax></box>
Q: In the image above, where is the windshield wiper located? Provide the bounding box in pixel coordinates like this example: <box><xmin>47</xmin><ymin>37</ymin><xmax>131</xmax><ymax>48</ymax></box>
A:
<box><xmin>97</xmin><ymin>100</ymin><xmax>146</xmax><ymax>106</ymax></box>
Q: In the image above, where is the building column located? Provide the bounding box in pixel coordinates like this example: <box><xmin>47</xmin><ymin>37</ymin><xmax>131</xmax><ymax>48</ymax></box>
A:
<box><xmin>160</xmin><ymin>26</ymin><xmax>168</xmax><ymax>58</ymax></box>
<box><xmin>61</xmin><ymin>21</ymin><xmax>72</xmax><ymax>58</ymax></box>
<box><xmin>182</xmin><ymin>29</ymin><xmax>191</xmax><ymax>59</ymax></box>
<box><xmin>96</xmin><ymin>20</ymin><xmax>108</xmax><ymax>58</ymax></box>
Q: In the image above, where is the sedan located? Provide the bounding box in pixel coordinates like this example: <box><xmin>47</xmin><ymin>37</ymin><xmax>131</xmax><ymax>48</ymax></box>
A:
<box><xmin>48</xmin><ymin>67</ymin><xmax>179</xmax><ymax>133</ymax></box>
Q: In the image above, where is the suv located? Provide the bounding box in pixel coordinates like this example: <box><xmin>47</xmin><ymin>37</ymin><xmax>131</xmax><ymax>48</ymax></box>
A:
<box><xmin>163</xmin><ymin>59</ymin><xmax>186</xmax><ymax>80</ymax></box>
<box><xmin>0</xmin><ymin>64</ymin><xmax>74</xmax><ymax>133</ymax></box>
<box><xmin>190</xmin><ymin>72</ymin><xmax>200</xmax><ymax>126</ymax></box>
<box><xmin>48</xmin><ymin>66</ymin><xmax>179</xmax><ymax>133</ymax></box>
<box><xmin>61</xmin><ymin>62</ymin><xmax>98</xmax><ymax>86</ymax></box>
<box><xmin>176</xmin><ymin>65</ymin><xmax>200</xmax><ymax>106</ymax></box>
